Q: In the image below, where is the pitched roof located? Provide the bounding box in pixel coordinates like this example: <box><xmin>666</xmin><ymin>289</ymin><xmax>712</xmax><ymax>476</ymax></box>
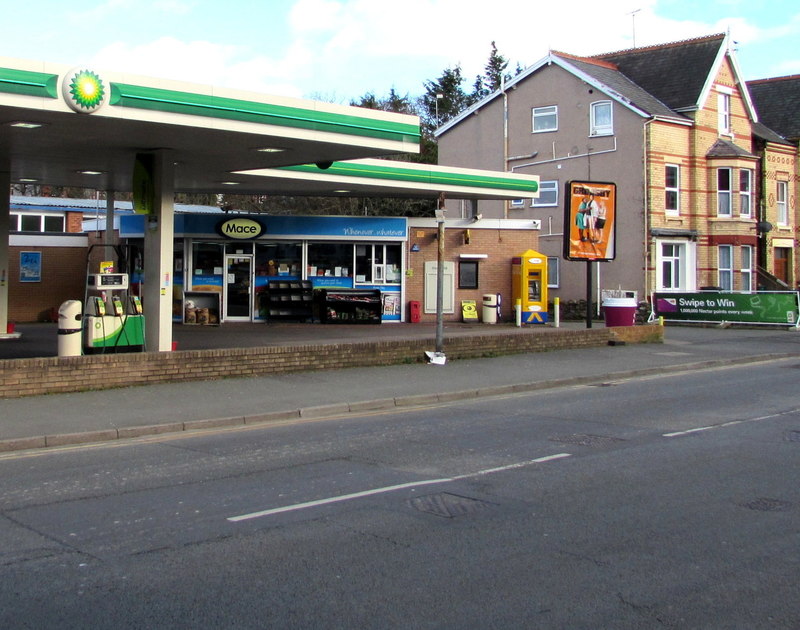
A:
<box><xmin>591</xmin><ymin>34</ymin><xmax>727</xmax><ymax>112</ymax></box>
<box><xmin>552</xmin><ymin>53</ymin><xmax>686</xmax><ymax>121</ymax></box>
<box><xmin>706</xmin><ymin>138</ymin><xmax>757</xmax><ymax>158</ymax></box>
<box><xmin>747</xmin><ymin>75</ymin><xmax>800</xmax><ymax>142</ymax></box>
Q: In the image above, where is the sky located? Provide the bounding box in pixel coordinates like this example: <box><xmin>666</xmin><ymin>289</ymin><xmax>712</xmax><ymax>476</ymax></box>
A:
<box><xmin>4</xmin><ymin>0</ymin><xmax>800</xmax><ymax>103</ymax></box>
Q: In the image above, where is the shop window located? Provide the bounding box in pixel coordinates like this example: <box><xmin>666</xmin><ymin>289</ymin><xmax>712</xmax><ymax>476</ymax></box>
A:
<box><xmin>355</xmin><ymin>244</ymin><xmax>401</xmax><ymax>284</ymax></box>
<box><xmin>191</xmin><ymin>242</ymin><xmax>224</xmax><ymax>290</ymax></box>
<box><xmin>458</xmin><ymin>260</ymin><xmax>479</xmax><ymax>289</ymax></box>
<box><xmin>43</xmin><ymin>215</ymin><xmax>65</xmax><ymax>232</ymax></box>
<box><xmin>20</xmin><ymin>215</ymin><xmax>41</xmax><ymax>231</ymax></box>
<box><xmin>255</xmin><ymin>242</ymin><xmax>302</xmax><ymax>278</ymax></box>
<box><xmin>308</xmin><ymin>242</ymin><xmax>352</xmax><ymax>278</ymax></box>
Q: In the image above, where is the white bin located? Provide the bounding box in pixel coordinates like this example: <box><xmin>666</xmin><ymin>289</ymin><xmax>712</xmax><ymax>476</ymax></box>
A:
<box><xmin>58</xmin><ymin>300</ymin><xmax>83</xmax><ymax>357</ymax></box>
<box><xmin>482</xmin><ymin>294</ymin><xmax>498</xmax><ymax>324</ymax></box>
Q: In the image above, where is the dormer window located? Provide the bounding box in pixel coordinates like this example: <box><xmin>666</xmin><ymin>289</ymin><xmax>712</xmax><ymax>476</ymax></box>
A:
<box><xmin>590</xmin><ymin>101</ymin><xmax>613</xmax><ymax>136</ymax></box>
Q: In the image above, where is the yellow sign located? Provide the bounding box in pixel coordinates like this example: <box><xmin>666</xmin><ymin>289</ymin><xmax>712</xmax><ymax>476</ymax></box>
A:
<box><xmin>462</xmin><ymin>299</ymin><xmax>478</xmax><ymax>322</ymax></box>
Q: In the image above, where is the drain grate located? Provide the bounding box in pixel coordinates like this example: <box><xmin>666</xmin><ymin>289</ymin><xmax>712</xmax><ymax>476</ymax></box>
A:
<box><xmin>407</xmin><ymin>492</ymin><xmax>492</xmax><ymax>518</ymax></box>
<box><xmin>549</xmin><ymin>433</ymin><xmax>626</xmax><ymax>447</ymax></box>
<box><xmin>739</xmin><ymin>497</ymin><xmax>792</xmax><ymax>512</ymax></box>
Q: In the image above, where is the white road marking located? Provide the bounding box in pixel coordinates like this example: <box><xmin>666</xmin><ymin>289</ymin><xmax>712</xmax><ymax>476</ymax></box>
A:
<box><xmin>663</xmin><ymin>408</ymin><xmax>800</xmax><ymax>438</ymax></box>
<box><xmin>227</xmin><ymin>453</ymin><xmax>572</xmax><ymax>522</ymax></box>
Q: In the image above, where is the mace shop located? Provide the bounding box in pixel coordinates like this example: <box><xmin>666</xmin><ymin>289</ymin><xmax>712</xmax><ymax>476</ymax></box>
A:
<box><xmin>120</xmin><ymin>213</ymin><xmax>407</xmax><ymax>324</ymax></box>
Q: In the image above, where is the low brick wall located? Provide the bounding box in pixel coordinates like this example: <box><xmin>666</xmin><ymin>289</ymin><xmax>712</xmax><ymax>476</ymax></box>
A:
<box><xmin>0</xmin><ymin>325</ymin><xmax>663</xmax><ymax>399</ymax></box>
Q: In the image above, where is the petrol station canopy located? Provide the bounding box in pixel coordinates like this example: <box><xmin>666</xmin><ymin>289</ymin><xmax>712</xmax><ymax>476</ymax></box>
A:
<box><xmin>0</xmin><ymin>57</ymin><xmax>539</xmax><ymax>199</ymax></box>
<box><xmin>0</xmin><ymin>55</ymin><xmax>539</xmax><ymax>351</ymax></box>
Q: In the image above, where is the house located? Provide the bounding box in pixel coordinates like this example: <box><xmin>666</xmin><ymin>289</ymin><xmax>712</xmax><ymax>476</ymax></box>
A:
<box><xmin>747</xmin><ymin>75</ymin><xmax>800</xmax><ymax>287</ymax></box>
<box><xmin>437</xmin><ymin>34</ymin><xmax>799</xmax><ymax>306</ymax></box>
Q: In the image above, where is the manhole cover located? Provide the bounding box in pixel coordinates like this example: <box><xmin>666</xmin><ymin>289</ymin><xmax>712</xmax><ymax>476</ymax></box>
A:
<box><xmin>407</xmin><ymin>492</ymin><xmax>492</xmax><ymax>518</ymax></box>
<box><xmin>549</xmin><ymin>433</ymin><xmax>625</xmax><ymax>447</ymax></box>
<box><xmin>739</xmin><ymin>497</ymin><xmax>792</xmax><ymax>512</ymax></box>
<box><xmin>784</xmin><ymin>430</ymin><xmax>800</xmax><ymax>442</ymax></box>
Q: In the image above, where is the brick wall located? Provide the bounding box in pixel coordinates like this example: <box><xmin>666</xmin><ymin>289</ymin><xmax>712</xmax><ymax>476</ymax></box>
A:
<box><xmin>0</xmin><ymin>325</ymin><xmax>663</xmax><ymax>399</ymax></box>
<box><xmin>8</xmin><ymin>245</ymin><xmax>87</xmax><ymax>322</ymax></box>
<box><xmin>406</xmin><ymin>225</ymin><xmax>539</xmax><ymax>323</ymax></box>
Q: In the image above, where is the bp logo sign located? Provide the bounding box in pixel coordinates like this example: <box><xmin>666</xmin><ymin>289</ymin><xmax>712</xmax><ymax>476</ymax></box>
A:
<box><xmin>216</xmin><ymin>218</ymin><xmax>265</xmax><ymax>240</ymax></box>
<box><xmin>62</xmin><ymin>68</ymin><xmax>108</xmax><ymax>113</ymax></box>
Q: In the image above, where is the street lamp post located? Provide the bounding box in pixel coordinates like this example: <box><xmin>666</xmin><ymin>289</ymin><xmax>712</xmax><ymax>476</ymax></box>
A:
<box><xmin>435</xmin><ymin>194</ymin><xmax>446</xmax><ymax>354</ymax></box>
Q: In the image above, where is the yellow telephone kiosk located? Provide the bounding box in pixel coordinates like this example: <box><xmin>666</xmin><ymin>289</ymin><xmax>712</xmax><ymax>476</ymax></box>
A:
<box><xmin>511</xmin><ymin>250</ymin><xmax>548</xmax><ymax>324</ymax></box>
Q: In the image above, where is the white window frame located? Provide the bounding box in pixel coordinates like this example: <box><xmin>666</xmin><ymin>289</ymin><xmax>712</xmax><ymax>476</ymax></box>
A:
<box><xmin>532</xmin><ymin>105</ymin><xmax>558</xmax><ymax>133</ymax></box>
<box><xmin>777</xmin><ymin>180</ymin><xmax>788</xmax><ymax>225</ymax></box>
<box><xmin>718</xmin><ymin>244</ymin><xmax>733</xmax><ymax>291</ymax></box>
<box><xmin>16</xmin><ymin>212</ymin><xmax>65</xmax><ymax>233</ymax></box>
<box><xmin>510</xmin><ymin>198</ymin><xmax>524</xmax><ymax>208</ymax></box>
<box><xmin>547</xmin><ymin>256</ymin><xmax>559</xmax><ymax>288</ymax></box>
<box><xmin>531</xmin><ymin>180</ymin><xmax>558</xmax><ymax>207</ymax></box>
<box><xmin>739</xmin><ymin>169</ymin><xmax>752</xmax><ymax>218</ymax></box>
<box><xmin>741</xmin><ymin>245</ymin><xmax>753</xmax><ymax>292</ymax></box>
<box><xmin>665</xmin><ymin>164</ymin><xmax>680</xmax><ymax>215</ymax></box>
<box><xmin>589</xmin><ymin>100</ymin><xmax>613</xmax><ymax>136</ymax></box>
<box><xmin>717</xmin><ymin>167</ymin><xmax>732</xmax><ymax>217</ymax></box>
<box><xmin>717</xmin><ymin>89</ymin><xmax>731</xmax><ymax>135</ymax></box>
<box><xmin>656</xmin><ymin>240</ymin><xmax>696</xmax><ymax>292</ymax></box>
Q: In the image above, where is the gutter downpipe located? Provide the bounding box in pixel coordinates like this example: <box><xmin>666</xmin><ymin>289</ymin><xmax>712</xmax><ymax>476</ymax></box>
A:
<box><xmin>503</xmin><ymin>78</ymin><xmax>509</xmax><ymax>219</ymax></box>
<box><xmin>643</xmin><ymin>118</ymin><xmax>654</xmax><ymax>303</ymax></box>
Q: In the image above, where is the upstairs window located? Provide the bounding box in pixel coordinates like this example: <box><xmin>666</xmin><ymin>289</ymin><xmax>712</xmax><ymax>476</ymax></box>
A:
<box><xmin>739</xmin><ymin>169</ymin><xmax>752</xmax><ymax>217</ymax></box>
<box><xmin>717</xmin><ymin>168</ymin><xmax>732</xmax><ymax>216</ymax></box>
<box><xmin>718</xmin><ymin>91</ymin><xmax>731</xmax><ymax>135</ymax></box>
<box><xmin>532</xmin><ymin>105</ymin><xmax>557</xmax><ymax>133</ymax></box>
<box><xmin>589</xmin><ymin>101</ymin><xmax>613</xmax><ymax>136</ymax></box>
<box><xmin>665</xmin><ymin>164</ymin><xmax>680</xmax><ymax>215</ymax></box>
<box><xmin>532</xmin><ymin>180</ymin><xmax>558</xmax><ymax>207</ymax></box>
<box><xmin>777</xmin><ymin>180</ymin><xmax>788</xmax><ymax>225</ymax></box>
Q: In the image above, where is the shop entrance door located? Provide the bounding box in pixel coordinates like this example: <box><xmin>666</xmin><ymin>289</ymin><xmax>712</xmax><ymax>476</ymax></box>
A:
<box><xmin>224</xmin><ymin>255</ymin><xmax>253</xmax><ymax>321</ymax></box>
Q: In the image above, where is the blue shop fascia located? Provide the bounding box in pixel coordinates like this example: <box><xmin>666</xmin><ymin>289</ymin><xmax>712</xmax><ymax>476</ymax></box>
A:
<box><xmin>120</xmin><ymin>213</ymin><xmax>407</xmax><ymax>324</ymax></box>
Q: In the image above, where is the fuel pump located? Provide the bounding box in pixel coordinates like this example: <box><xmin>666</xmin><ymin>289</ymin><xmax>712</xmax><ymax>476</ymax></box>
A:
<box><xmin>84</xmin><ymin>271</ymin><xmax>145</xmax><ymax>353</ymax></box>
<box><xmin>511</xmin><ymin>250</ymin><xmax>549</xmax><ymax>324</ymax></box>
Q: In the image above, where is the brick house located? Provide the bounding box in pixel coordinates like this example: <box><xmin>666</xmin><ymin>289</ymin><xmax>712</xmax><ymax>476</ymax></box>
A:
<box><xmin>437</xmin><ymin>34</ymin><xmax>799</xmax><ymax>304</ymax></box>
<box><xmin>747</xmin><ymin>75</ymin><xmax>800</xmax><ymax>288</ymax></box>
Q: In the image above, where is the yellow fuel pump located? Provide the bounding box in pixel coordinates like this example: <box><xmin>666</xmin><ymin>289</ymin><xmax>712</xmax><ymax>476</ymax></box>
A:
<box><xmin>511</xmin><ymin>250</ymin><xmax>548</xmax><ymax>324</ymax></box>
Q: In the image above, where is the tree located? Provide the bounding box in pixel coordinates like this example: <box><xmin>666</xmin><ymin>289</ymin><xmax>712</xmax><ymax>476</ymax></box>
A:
<box><xmin>472</xmin><ymin>41</ymin><xmax>510</xmax><ymax>100</ymax></box>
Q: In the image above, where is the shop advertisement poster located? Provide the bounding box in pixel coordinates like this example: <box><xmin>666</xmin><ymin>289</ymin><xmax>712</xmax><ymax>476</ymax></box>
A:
<box><xmin>653</xmin><ymin>292</ymin><xmax>800</xmax><ymax>326</ymax></box>
<box><xmin>563</xmin><ymin>181</ymin><xmax>616</xmax><ymax>261</ymax></box>
<box><xmin>19</xmin><ymin>251</ymin><xmax>41</xmax><ymax>283</ymax></box>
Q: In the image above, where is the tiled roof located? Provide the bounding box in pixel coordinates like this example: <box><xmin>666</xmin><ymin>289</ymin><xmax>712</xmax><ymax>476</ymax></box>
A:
<box><xmin>705</xmin><ymin>138</ymin><xmax>756</xmax><ymax>158</ymax></box>
<box><xmin>747</xmin><ymin>75</ymin><xmax>800</xmax><ymax>142</ymax></box>
<box><xmin>592</xmin><ymin>34</ymin><xmax>726</xmax><ymax>111</ymax></box>
<box><xmin>554</xmin><ymin>53</ymin><xmax>686</xmax><ymax>121</ymax></box>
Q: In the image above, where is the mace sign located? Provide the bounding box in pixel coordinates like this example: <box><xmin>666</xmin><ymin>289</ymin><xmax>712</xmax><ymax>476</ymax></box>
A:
<box><xmin>653</xmin><ymin>292</ymin><xmax>800</xmax><ymax>326</ymax></box>
<box><xmin>215</xmin><ymin>217</ymin><xmax>265</xmax><ymax>240</ymax></box>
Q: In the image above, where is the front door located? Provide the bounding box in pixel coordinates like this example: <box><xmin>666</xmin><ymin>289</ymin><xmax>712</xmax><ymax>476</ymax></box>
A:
<box><xmin>224</xmin><ymin>255</ymin><xmax>253</xmax><ymax>321</ymax></box>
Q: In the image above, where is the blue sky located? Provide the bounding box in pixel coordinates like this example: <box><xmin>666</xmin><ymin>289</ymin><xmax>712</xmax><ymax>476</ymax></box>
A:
<box><xmin>5</xmin><ymin>0</ymin><xmax>799</xmax><ymax>102</ymax></box>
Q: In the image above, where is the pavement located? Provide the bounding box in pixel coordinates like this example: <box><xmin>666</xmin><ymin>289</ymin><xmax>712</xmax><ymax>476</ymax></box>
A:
<box><xmin>1</xmin><ymin>321</ymin><xmax>799</xmax><ymax>453</ymax></box>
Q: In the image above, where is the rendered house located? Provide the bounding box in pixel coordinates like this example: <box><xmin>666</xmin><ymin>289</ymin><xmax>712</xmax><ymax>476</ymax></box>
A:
<box><xmin>437</xmin><ymin>34</ymin><xmax>799</xmax><ymax>305</ymax></box>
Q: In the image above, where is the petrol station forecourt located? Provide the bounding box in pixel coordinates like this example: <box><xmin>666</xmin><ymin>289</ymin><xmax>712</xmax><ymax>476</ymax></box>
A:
<box><xmin>0</xmin><ymin>56</ymin><xmax>539</xmax><ymax>351</ymax></box>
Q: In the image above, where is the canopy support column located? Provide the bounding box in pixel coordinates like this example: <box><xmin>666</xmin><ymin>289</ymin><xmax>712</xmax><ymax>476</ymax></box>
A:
<box><xmin>143</xmin><ymin>151</ymin><xmax>175</xmax><ymax>352</ymax></box>
<box><xmin>0</xmin><ymin>169</ymin><xmax>9</xmax><ymax>335</ymax></box>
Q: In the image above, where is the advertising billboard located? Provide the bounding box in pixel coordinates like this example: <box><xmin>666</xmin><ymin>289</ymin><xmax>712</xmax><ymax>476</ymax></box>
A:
<box><xmin>653</xmin><ymin>292</ymin><xmax>800</xmax><ymax>326</ymax></box>
<box><xmin>563</xmin><ymin>181</ymin><xmax>616</xmax><ymax>261</ymax></box>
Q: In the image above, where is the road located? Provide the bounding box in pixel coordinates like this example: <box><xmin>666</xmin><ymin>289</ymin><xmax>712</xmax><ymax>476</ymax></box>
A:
<box><xmin>1</xmin><ymin>358</ymin><xmax>798</xmax><ymax>629</ymax></box>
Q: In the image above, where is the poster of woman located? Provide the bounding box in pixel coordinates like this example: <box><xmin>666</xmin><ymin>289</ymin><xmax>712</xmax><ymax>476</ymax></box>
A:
<box><xmin>563</xmin><ymin>181</ymin><xmax>616</xmax><ymax>261</ymax></box>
